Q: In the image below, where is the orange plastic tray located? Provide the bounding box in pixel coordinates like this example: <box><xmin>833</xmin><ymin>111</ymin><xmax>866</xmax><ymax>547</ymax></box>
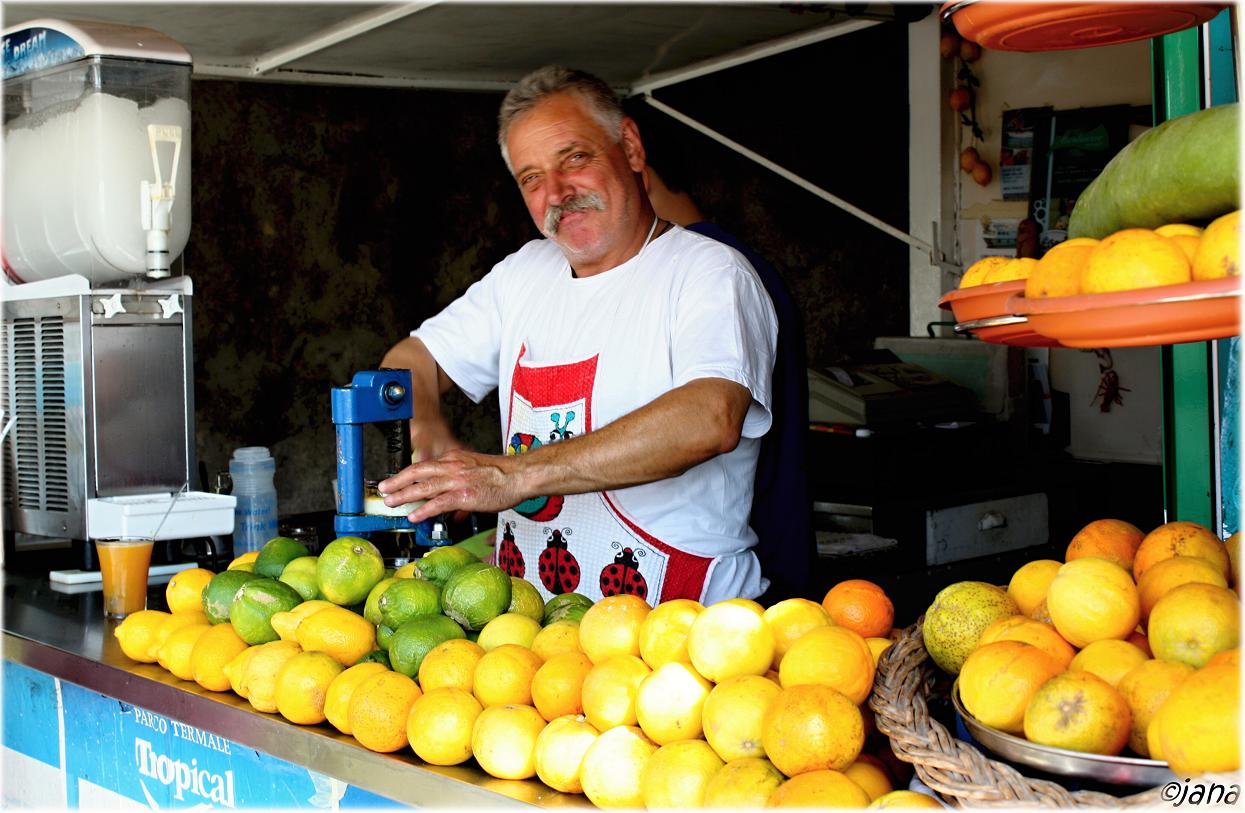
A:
<box><xmin>940</xmin><ymin>281</ymin><xmax>1061</xmax><ymax>346</ymax></box>
<box><xmin>941</xmin><ymin>2</ymin><xmax>1224</xmax><ymax>52</ymax></box>
<box><xmin>1010</xmin><ymin>277</ymin><xmax>1241</xmax><ymax>348</ymax></box>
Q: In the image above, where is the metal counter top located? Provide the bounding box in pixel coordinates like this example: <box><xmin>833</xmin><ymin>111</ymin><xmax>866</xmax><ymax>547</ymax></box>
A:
<box><xmin>1</xmin><ymin>570</ymin><xmax>585</xmax><ymax>809</ymax></box>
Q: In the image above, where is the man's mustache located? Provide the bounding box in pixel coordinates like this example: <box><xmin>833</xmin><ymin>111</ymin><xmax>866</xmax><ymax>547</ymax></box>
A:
<box><xmin>544</xmin><ymin>192</ymin><xmax>606</xmax><ymax>235</ymax></box>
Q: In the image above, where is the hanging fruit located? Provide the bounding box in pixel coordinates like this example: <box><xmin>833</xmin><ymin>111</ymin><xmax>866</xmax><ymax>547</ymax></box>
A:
<box><xmin>960</xmin><ymin>147</ymin><xmax>981</xmax><ymax>173</ymax></box>
<box><xmin>949</xmin><ymin>86</ymin><xmax>973</xmax><ymax>112</ymax></box>
<box><xmin>940</xmin><ymin>32</ymin><xmax>962</xmax><ymax>60</ymax></box>
<box><xmin>972</xmin><ymin>161</ymin><xmax>993</xmax><ymax>186</ymax></box>
<box><xmin>959</xmin><ymin>40</ymin><xmax>982</xmax><ymax>63</ymax></box>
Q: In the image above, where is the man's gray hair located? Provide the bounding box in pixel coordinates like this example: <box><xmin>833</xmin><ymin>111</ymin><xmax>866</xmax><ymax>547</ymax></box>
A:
<box><xmin>498</xmin><ymin>65</ymin><xmax>624</xmax><ymax>172</ymax></box>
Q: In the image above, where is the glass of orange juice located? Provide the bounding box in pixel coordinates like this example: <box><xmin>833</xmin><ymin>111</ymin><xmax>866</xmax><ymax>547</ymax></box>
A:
<box><xmin>95</xmin><ymin>536</ymin><xmax>155</xmax><ymax>618</ymax></box>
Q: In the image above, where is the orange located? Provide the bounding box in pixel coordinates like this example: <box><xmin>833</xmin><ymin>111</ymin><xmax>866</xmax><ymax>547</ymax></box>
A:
<box><xmin>1028</xmin><ymin>597</ymin><xmax>1053</xmax><ymax>625</ymax></box>
<box><xmin>766</xmin><ymin>769</ymin><xmax>870</xmax><ymax>807</ymax></box>
<box><xmin>158</xmin><ymin>624</ymin><xmax>211</xmax><ymax>680</ymax></box>
<box><xmin>688</xmin><ymin>598</ymin><xmax>774</xmax><ymax>682</ymax></box>
<box><xmin>821</xmin><ymin>580</ymin><xmax>894</xmax><ymax>639</ymax></box>
<box><xmin>406</xmin><ymin>687</ymin><xmax>482</xmax><ymax>766</ymax></box>
<box><xmin>958</xmin><ymin>641</ymin><xmax>1064</xmax><ymax>735</ymax></box>
<box><xmin>418</xmin><ymin>638</ymin><xmax>485</xmax><ymax>692</ymax></box>
<box><xmin>530</xmin><ymin>620</ymin><xmax>583</xmax><ymax>662</ymax></box>
<box><xmin>533</xmin><ymin>713</ymin><xmax>599</xmax><ymax>794</ymax></box>
<box><xmin>530</xmin><ymin>651</ymin><xmax>592</xmax><ymax>721</ymax></box>
<box><xmin>1227</xmin><ymin>531</ymin><xmax>1241</xmax><ymax>586</ymax></box>
<box><xmin>1208</xmin><ymin>647</ymin><xmax>1240</xmax><ymax>669</ymax></box>
<box><xmin>1169</xmin><ymin>234</ymin><xmax>1203</xmax><ymax>265</ymax></box>
<box><xmin>976</xmin><ymin>616</ymin><xmax>1075</xmax><ymax>670</ymax></box>
<box><xmin>471</xmin><ymin>703</ymin><xmax>546</xmax><ymax>780</ymax></box>
<box><xmin>1081</xmin><ymin>228</ymin><xmax>1191</xmax><ymax>293</ymax></box>
<box><xmin>763</xmin><ymin>598</ymin><xmax>831</xmax><ymax>670</ymax></box>
<box><xmin>635</xmin><ymin>661</ymin><xmax>713</xmax><ymax>744</ymax></box>
<box><xmin>777</xmin><ymin>624</ymin><xmax>875</xmax><ymax>704</ymax></box>
<box><xmin>1006</xmin><ymin>560</ymin><xmax>1061</xmax><ymax>617</ymax></box>
<box><xmin>580</xmin><ymin>654</ymin><xmax>651</xmax><ymax>731</ymax></box>
<box><xmin>1192</xmin><ymin>209</ymin><xmax>1239</xmax><ymax>281</ymax></box>
<box><xmin>702</xmin><ymin>757</ymin><xmax>786</xmax><ymax>807</ymax></box>
<box><xmin>959</xmin><ymin>256</ymin><xmax>1010</xmax><ymax>288</ymax></box>
<box><xmin>843</xmin><ymin>754</ymin><xmax>893</xmax><ymax>801</ymax></box>
<box><xmin>640</xmin><ymin>739</ymin><xmax>724</xmax><ymax>808</ymax></box>
<box><xmin>324</xmin><ymin>662</ymin><xmax>388</xmax><ymax>735</ymax></box>
<box><xmin>1068</xmin><ymin>639</ymin><xmax>1149</xmax><ymax>687</ymax></box>
<box><xmin>347</xmin><ymin>671</ymin><xmax>422</xmax><ymax>752</ymax></box>
<box><xmin>868</xmin><ymin>789</ymin><xmax>945</xmax><ymax>808</ymax></box>
<box><xmin>1046</xmin><ymin>558</ymin><xmax>1140</xmax><ymax>648</ymax></box>
<box><xmin>637</xmin><ymin>598</ymin><xmax>703</xmax><ymax>668</ymax></box>
<box><xmin>1133</xmin><ymin>521</ymin><xmax>1229</xmax><ymax>582</ymax></box>
<box><xmin>1116</xmin><ymin>659</ymin><xmax>1194</xmax><ymax>756</ymax></box>
<box><xmin>1023</xmin><ymin>671</ymin><xmax>1130</xmax><ymax>755</ymax></box>
<box><xmin>1025</xmin><ymin>239</ymin><xmax>1096</xmax><ymax>298</ymax></box>
<box><xmin>579</xmin><ymin>725</ymin><xmax>657</xmax><ymax>808</ymax></box>
<box><xmin>274</xmin><ymin>651</ymin><xmax>344</xmax><ymax>725</ymax></box>
<box><xmin>1149</xmin><ymin>662</ymin><xmax>1239</xmax><ymax>774</ymax></box>
<box><xmin>1147</xmin><ymin>582</ymin><xmax>1240</xmax><ymax>668</ymax></box>
<box><xmin>702</xmin><ymin>674</ymin><xmax>783</xmax><ymax>761</ymax></box>
<box><xmin>472</xmin><ymin>644</ymin><xmax>544</xmax><ymax>707</ymax></box>
<box><xmin>1064</xmin><ymin>519</ymin><xmax>1144</xmax><ymax>571</ymax></box>
<box><xmin>762</xmin><ymin>684</ymin><xmax>864</xmax><ymax>777</ymax></box>
<box><xmin>1137</xmin><ymin>555</ymin><xmax>1228</xmax><ymax>621</ymax></box>
<box><xmin>982</xmin><ymin>257</ymin><xmax>1037</xmax><ymax>283</ymax></box>
<box><xmin>578</xmin><ymin>594</ymin><xmax>651</xmax><ymax>664</ymax></box>
<box><xmin>1126</xmin><ymin>629</ymin><xmax>1152</xmax><ymax>657</ymax></box>
<box><xmin>188</xmin><ymin>622</ymin><xmax>249</xmax><ymax>692</ymax></box>
<box><xmin>166</xmin><ymin>567</ymin><xmax>216</xmax><ymax>615</ymax></box>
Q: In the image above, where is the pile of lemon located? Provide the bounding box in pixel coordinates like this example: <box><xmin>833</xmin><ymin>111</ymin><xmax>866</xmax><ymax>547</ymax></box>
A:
<box><xmin>959</xmin><ymin>210</ymin><xmax>1240</xmax><ymax>297</ymax></box>
<box><xmin>116</xmin><ymin>543</ymin><xmax>934</xmax><ymax>809</ymax></box>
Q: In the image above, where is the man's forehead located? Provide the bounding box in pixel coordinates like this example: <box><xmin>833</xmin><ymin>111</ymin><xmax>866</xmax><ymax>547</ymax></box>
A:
<box><xmin>508</xmin><ymin>93</ymin><xmax>610</xmax><ymax>152</ymax></box>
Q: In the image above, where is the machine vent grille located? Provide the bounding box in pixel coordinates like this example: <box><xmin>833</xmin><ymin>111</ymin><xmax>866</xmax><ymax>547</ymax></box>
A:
<box><xmin>2</xmin><ymin>317</ymin><xmax>70</xmax><ymax>512</ymax></box>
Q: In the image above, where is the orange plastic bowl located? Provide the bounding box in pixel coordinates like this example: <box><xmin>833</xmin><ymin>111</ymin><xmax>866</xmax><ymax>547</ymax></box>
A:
<box><xmin>939</xmin><ymin>279</ymin><xmax>1027</xmax><ymax>323</ymax></box>
<box><xmin>941</xmin><ymin>2</ymin><xmax>1224</xmax><ymax>52</ymax></box>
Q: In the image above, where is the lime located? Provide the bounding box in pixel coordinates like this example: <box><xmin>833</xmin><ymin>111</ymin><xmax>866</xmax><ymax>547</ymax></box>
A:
<box><xmin>279</xmin><ymin>556</ymin><xmax>322</xmax><ymax>602</ymax></box>
<box><xmin>388</xmin><ymin>615</ymin><xmax>465</xmax><ymax>678</ymax></box>
<box><xmin>441</xmin><ymin>563</ymin><xmax>511</xmax><ymax>631</ymax></box>
<box><xmin>356</xmin><ymin>649</ymin><xmax>392</xmax><ymax>669</ymax></box>
<box><xmin>229</xmin><ymin>579</ymin><xmax>304</xmax><ymax>644</ymax></box>
<box><xmin>364</xmin><ymin>577</ymin><xmax>400</xmax><ymax>625</ymax></box>
<box><xmin>415</xmin><ymin>545</ymin><xmax>478</xmax><ymax>588</ymax></box>
<box><xmin>202</xmin><ymin>570</ymin><xmax>260</xmax><ymax>624</ymax></box>
<box><xmin>376</xmin><ymin>623</ymin><xmax>396</xmax><ymax>651</ymax></box>
<box><xmin>378</xmin><ymin>579</ymin><xmax>443</xmax><ymax>630</ymax></box>
<box><xmin>254</xmin><ymin>537</ymin><xmax>312</xmax><ymax>579</ymax></box>
<box><xmin>545</xmin><ymin>603</ymin><xmax>590</xmax><ymax>625</ymax></box>
<box><xmin>543</xmin><ymin>592</ymin><xmax>594</xmax><ymax>625</ymax></box>
<box><xmin>316</xmin><ymin>537</ymin><xmax>385</xmax><ymax>606</ymax></box>
<box><xmin>508</xmin><ymin>578</ymin><xmax>545</xmax><ymax>623</ymax></box>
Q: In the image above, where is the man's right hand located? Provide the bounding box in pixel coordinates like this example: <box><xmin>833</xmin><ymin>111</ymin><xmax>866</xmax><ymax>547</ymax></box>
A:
<box><xmin>409</xmin><ymin>415</ymin><xmax>466</xmax><ymax>463</ymax></box>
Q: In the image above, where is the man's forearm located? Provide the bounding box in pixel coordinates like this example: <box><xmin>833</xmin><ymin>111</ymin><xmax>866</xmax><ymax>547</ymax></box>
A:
<box><xmin>380</xmin><ymin>336</ymin><xmax>462</xmax><ymax>459</ymax></box>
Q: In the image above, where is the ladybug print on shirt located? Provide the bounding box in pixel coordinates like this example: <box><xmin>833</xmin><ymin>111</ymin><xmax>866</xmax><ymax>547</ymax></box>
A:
<box><xmin>537</xmin><ymin>527</ymin><xmax>580</xmax><ymax>593</ymax></box>
<box><xmin>497</xmin><ymin>521</ymin><xmax>525</xmax><ymax>578</ymax></box>
<box><xmin>600</xmin><ymin>542</ymin><xmax>648</xmax><ymax>599</ymax></box>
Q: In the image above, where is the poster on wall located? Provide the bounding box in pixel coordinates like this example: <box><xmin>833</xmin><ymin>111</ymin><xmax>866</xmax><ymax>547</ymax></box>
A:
<box><xmin>999</xmin><ymin>107</ymin><xmax>1049</xmax><ymax>201</ymax></box>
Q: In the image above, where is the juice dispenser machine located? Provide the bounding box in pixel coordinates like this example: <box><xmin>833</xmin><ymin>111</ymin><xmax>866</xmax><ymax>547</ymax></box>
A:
<box><xmin>2</xmin><ymin>20</ymin><xmax>231</xmax><ymax>558</ymax></box>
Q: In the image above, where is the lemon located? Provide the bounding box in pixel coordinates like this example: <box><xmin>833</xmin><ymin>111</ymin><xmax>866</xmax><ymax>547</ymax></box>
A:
<box><xmin>958</xmin><ymin>256</ymin><xmax>1010</xmax><ymax>288</ymax></box>
<box><xmin>531</xmin><ymin>620</ymin><xmax>583</xmax><ymax>661</ymax></box>
<box><xmin>274</xmin><ymin>651</ymin><xmax>345</xmax><ymax>725</ymax></box>
<box><xmin>473</xmin><ymin>644</ymin><xmax>545</xmax><ymax>707</ymax></box>
<box><xmin>688</xmin><ymin>599</ymin><xmax>774</xmax><ymax>682</ymax></box>
<box><xmin>477</xmin><ymin>612</ymin><xmax>542</xmax><ymax>651</ymax></box>
<box><xmin>393</xmin><ymin>562</ymin><xmax>418</xmax><ymax>579</ymax></box>
<box><xmin>190</xmin><ymin>623</ymin><xmax>249</xmax><ymax>692</ymax></box>
<box><xmin>418</xmin><ymin>638</ymin><xmax>485</xmax><ymax>692</ymax></box>
<box><xmin>295</xmin><ymin>604</ymin><xmax>378</xmax><ymax>666</ymax></box>
<box><xmin>702</xmin><ymin>757</ymin><xmax>785</xmax><ymax>807</ymax></box>
<box><xmin>982</xmin><ymin>257</ymin><xmax>1037</xmax><ymax>283</ymax></box>
<box><xmin>581</xmin><ymin>655</ymin><xmax>651</xmax><ymax>731</ymax></box>
<box><xmin>763</xmin><ymin>598</ymin><xmax>831</xmax><ymax>671</ymax></box>
<box><xmin>317</xmin><ymin>537</ymin><xmax>385</xmax><ymax>606</ymax></box>
<box><xmin>325</xmin><ymin>662</ymin><xmax>389</xmax><ymax>734</ymax></box>
<box><xmin>201</xmin><ymin>570</ymin><xmax>259</xmax><ymax>624</ymax></box>
<box><xmin>406</xmin><ymin>687</ymin><xmax>482</xmax><ymax>765</ymax></box>
<box><xmin>533</xmin><ymin>713</ymin><xmax>600</xmax><ymax>794</ymax></box>
<box><xmin>363</xmin><ymin>577</ymin><xmax>400</xmax><ymax>625</ymax></box>
<box><xmin>147</xmin><ymin>611</ymin><xmax>211</xmax><ymax>660</ymax></box>
<box><xmin>635</xmin><ymin>661</ymin><xmax>713</xmax><ymax>744</ymax></box>
<box><xmin>242</xmin><ymin>640</ymin><xmax>303</xmax><ymax>713</ymax></box>
<box><xmin>347</xmin><ymin>671</ymin><xmax>422</xmax><ymax>752</ymax></box>
<box><xmin>166</xmin><ymin>568</ymin><xmax>216</xmax><ymax>615</ymax></box>
<box><xmin>378</xmin><ymin>579</ymin><xmax>443</xmax><ymax>629</ymax></box>
<box><xmin>641</xmin><ymin>739</ymin><xmax>725</xmax><ymax>809</ymax></box>
<box><xmin>1193</xmin><ymin>210</ymin><xmax>1240</xmax><ymax>280</ymax></box>
<box><xmin>471</xmin><ymin>704</ymin><xmax>547</xmax><ymax>780</ymax></box>
<box><xmin>579</xmin><ymin>594</ymin><xmax>651</xmax><ymax>664</ymax></box>
<box><xmin>389</xmin><ymin>615</ymin><xmax>466</xmax><ymax>678</ymax></box>
<box><xmin>507</xmin><ymin>578</ymin><xmax>545</xmax><ymax>623</ymax></box>
<box><xmin>157</xmin><ymin>623</ymin><xmax>211</xmax><ymax>680</ymax></box>
<box><xmin>255</xmin><ymin>537</ymin><xmax>311</xmax><ymax>579</ymax></box>
<box><xmin>580</xmin><ymin>725</ymin><xmax>657</xmax><ymax>808</ymax></box>
<box><xmin>702</xmin><ymin>674</ymin><xmax>783</xmax><ymax>761</ymax></box>
<box><xmin>222</xmin><ymin>645</ymin><xmax>258</xmax><ymax>696</ymax></box>
<box><xmin>269</xmin><ymin>599</ymin><xmax>336</xmax><ymax>642</ymax></box>
<box><xmin>278</xmin><ymin>556</ymin><xmax>322</xmax><ymax>602</ymax></box>
<box><xmin>228</xmin><ymin>551</ymin><xmax>260</xmax><ymax>571</ymax></box>
<box><xmin>114</xmin><ymin>610</ymin><xmax>171</xmax><ymax>663</ymax></box>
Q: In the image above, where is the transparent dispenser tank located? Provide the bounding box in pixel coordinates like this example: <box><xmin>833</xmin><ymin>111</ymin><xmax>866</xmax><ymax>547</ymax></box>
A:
<box><xmin>2</xmin><ymin>19</ymin><xmax>192</xmax><ymax>284</ymax></box>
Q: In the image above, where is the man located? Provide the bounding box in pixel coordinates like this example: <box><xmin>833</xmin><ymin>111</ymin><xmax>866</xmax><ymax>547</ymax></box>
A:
<box><xmin>379</xmin><ymin>66</ymin><xmax>777</xmax><ymax>604</ymax></box>
<box><xmin>632</xmin><ymin>104</ymin><xmax>815</xmax><ymax>601</ymax></box>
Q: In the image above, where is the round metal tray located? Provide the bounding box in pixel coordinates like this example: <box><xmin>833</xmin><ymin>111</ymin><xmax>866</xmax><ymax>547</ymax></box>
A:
<box><xmin>952</xmin><ymin>684</ymin><xmax>1176</xmax><ymax>788</ymax></box>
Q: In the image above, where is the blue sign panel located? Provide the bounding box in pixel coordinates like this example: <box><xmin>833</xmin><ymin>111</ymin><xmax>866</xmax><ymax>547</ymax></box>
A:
<box><xmin>2</xmin><ymin>661</ymin><xmax>61</xmax><ymax>768</ymax></box>
<box><xmin>2</xmin><ymin>27</ymin><xmax>85</xmax><ymax>79</ymax></box>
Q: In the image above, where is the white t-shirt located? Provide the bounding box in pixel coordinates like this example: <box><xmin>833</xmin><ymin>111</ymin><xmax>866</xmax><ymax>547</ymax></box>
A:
<box><xmin>413</xmin><ymin>226</ymin><xmax>778</xmax><ymax>603</ymax></box>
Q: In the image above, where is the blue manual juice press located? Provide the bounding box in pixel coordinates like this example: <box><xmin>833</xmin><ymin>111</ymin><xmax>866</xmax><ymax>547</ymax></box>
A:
<box><xmin>331</xmin><ymin>370</ymin><xmax>449</xmax><ymax>546</ymax></box>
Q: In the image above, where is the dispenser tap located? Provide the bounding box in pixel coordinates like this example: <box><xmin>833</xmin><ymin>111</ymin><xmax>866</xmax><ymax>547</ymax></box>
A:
<box><xmin>140</xmin><ymin>123</ymin><xmax>183</xmax><ymax>279</ymax></box>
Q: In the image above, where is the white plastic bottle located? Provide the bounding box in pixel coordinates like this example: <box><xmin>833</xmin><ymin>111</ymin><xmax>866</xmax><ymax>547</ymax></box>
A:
<box><xmin>229</xmin><ymin>446</ymin><xmax>278</xmax><ymax>555</ymax></box>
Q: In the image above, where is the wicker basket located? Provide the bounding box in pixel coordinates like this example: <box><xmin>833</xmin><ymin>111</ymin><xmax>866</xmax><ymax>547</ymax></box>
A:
<box><xmin>868</xmin><ymin>618</ymin><xmax>1234</xmax><ymax>807</ymax></box>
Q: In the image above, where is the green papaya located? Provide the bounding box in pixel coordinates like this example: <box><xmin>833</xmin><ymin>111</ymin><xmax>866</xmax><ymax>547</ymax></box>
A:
<box><xmin>1068</xmin><ymin>104</ymin><xmax>1239</xmax><ymax>239</ymax></box>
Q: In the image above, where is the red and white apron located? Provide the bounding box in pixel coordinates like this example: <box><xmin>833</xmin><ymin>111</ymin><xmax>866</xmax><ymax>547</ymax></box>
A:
<box><xmin>492</xmin><ymin>345</ymin><xmax>713</xmax><ymax>605</ymax></box>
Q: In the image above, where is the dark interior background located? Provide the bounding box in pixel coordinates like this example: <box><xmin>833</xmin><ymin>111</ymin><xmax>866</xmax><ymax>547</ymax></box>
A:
<box><xmin>187</xmin><ymin>22</ymin><xmax>911</xmax><ymax>513</ymax></box>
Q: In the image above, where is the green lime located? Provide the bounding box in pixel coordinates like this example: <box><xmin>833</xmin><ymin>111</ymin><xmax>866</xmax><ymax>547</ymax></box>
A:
<box><xmin>355</xmin><ymin>649</ymin><xmax>392</xmax><ymax>669</ymax></box>
<box><xmin>316</xmin><ymin>537</ymin><xmax>385</xmax><ymax>606</ymax></box>
<box><xmin>363</xmin><ymin>577</ymin><xmax>400</xmax><ymax>625</ymax></box>
<box><xmin>254</xmin><ymin>537</ymin><xmax>312</xmax><ymax>579</ymax></box>
<box><xmin>202</xmin><ymin>569</ymin><xmax>259</xmax><ymax>624</ymax></box>
<box><xmin>388</xmin><ymin>614</ymin><xmax>465</xmax><ymax>678</ymax></box>
<box><xmin>378</xmin><ymin>579</ymin><xmax>443</xmax><ymax>630</ymax></box>
<box><xmin>441</xmin><ymin>562</ymin><xmax>511</xmax><ymax>631</ymax></box>
<box><xmin>545</xmin><ymin>602</ymin><xmax>590</xmax><ymax>625</ymax></box>
<box><xmin>376</xmin><ymin>623</ymin><xmax>396</xmax><ymax>651</ymax></box>
<box><xmin>229</xmin><ymin>578</ymin><xmax>303</xmax><ymax>644</ymax></box>
<box><xmin>415</xmin><ymin>545</ymin><xmax>478</xmax><ymax>588</ymax></box>
<box><xmin>543</xmin><ymin>591</ymin><xmax>594</xmax><ymax>625</ymax></box>
<box><xmin>278</xmin><ymin>556</ymin><xmax>322</xmax><ymax>601</ymax></box>
<box><xmin>508</xmin><ymin>577</ymin><xmax>545</xmax><ymax>623</ymax></box>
